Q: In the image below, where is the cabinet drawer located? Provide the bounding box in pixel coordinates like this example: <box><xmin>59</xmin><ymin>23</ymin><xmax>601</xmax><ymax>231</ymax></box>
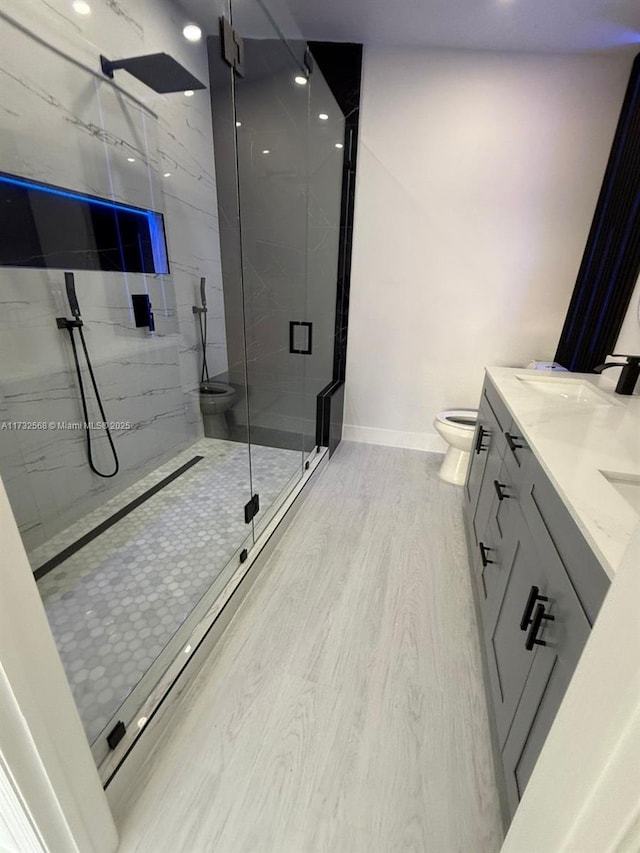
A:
<box><xmin>502</xmin><ymin>418</ymin><xmax>531</xmax><ymax>486</ymax></box>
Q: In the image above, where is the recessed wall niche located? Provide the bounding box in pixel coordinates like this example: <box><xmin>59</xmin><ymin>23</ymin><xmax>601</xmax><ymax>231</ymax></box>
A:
<box><xmin>0</xmin><ymin>172</ymin><xmax>170</xmax><ymax>274</ymax></box>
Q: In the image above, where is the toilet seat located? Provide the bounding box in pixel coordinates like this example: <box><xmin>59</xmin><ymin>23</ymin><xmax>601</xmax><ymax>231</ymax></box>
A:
<box><xmin>435</xmin><ymin>409</ymin><xmax>477</xmax><ymax>430</ymax></box>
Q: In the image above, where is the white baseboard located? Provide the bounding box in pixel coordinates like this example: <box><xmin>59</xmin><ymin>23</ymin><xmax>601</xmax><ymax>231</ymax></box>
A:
<box><xmin>342</xmin><ymin>424</ymin><xmax>446</xmax><ymax>453</ymax></box>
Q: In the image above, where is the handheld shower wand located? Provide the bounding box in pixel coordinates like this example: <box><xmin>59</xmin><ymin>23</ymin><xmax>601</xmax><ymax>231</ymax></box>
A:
<box><xmin>65</xmin><ymin>271</ymin><xmax>82</xmax><ymax>320</ymax></box>
<box><xmin>56</xmin><ymin>272</ymin><xmax>120</xmax><ymax>478</ymax></box>
<box><xmin>200</xmin><ymin>276</ymin><xmax>207</xmax><ymax>311</ymax></box>
<box><xmin>193</xmin><ymin>277</ymin><xmax>210</xmax><ymax>383</ymax></box>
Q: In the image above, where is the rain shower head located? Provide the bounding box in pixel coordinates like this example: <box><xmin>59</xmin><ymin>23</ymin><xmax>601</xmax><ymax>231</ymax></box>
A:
<box><xmin>100</xmin><ymin>53</ymin><xmax>206</xmax><ymax>94</ymax></box>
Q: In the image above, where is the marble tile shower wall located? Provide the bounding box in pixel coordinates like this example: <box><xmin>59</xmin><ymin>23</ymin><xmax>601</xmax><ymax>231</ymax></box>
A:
<box><xmin>0</xmin><ymin>0</ymin><xmax>228</xmax><ymax>551</ymax></box>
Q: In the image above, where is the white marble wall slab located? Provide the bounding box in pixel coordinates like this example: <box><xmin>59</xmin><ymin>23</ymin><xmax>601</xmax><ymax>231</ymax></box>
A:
<box><xmin>0</xmin><ymin>0</ymin><xmax>228</xmax><ymax>550</ymax></box>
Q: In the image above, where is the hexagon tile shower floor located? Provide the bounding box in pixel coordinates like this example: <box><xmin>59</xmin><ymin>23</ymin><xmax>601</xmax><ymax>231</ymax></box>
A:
<box><xmin>34</xmin><ymin>438</ymin><xmax>300</xmax><ymax>744</ymax></box>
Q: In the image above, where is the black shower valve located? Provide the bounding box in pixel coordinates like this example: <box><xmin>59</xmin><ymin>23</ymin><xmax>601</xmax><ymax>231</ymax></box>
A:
<box><xmin>132</xmin><ymin>294</ymin><xmax>155</xmax><ymax>331</ymax></box>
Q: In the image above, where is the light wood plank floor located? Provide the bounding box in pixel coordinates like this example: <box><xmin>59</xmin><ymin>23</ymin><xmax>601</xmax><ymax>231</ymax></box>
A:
<box><xmin>116</xmin><ymin>443</ymin><xmax>504</xmax><ymax>853</ymax></box>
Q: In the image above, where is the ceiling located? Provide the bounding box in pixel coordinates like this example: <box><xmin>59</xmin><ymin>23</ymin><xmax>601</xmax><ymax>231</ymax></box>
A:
<box><xmin>270</xmin><ymin>0</ymin><xmax>640</xmax><ymax>55</ymax></box>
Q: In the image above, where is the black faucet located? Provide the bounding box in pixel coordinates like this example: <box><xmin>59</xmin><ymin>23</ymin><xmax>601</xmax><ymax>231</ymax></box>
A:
<box><xmin>593</xmin><ymin>354</ymin><xmax>640</xmax><ymax>395</ymax></box>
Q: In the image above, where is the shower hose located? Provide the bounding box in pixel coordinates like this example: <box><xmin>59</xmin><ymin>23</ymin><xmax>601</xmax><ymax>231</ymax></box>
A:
<box><xmin>65</xmin><ymin>323</ymin><xmax>120</xmax><ymax>478</ymax></box>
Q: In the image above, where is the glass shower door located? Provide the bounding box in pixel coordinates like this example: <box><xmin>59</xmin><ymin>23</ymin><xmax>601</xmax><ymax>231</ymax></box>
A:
<box><xmin>231</xmin><ymin>0</ymin><xmax>310</xmax><ymax>537</ymax></box>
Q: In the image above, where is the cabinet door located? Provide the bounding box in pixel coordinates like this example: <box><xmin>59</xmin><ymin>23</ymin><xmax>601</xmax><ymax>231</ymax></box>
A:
<box><xmin>472</xmin><ymin>428</ymin><xmax>504</xmax><ymax>547</ymax></box>
<box><xmin>483</xmin><ymin>505</ymin><xmax>550</xmax><ymax>748</ymax></box>
<box><xmin>476</xmin><ymin>454</ymin><xmax>523</xmax><ymax>610</ymax></box>
<box><xmin>501</xmin><ymin>528</ymin><xmax>591</xmax><ymax>815</ymax></box>
<box><xmin>519</xmin><ymin>460</ymin><xmax>610</xmax><ymax>626</ymax></box>
<box><xmin>465</xmin><ymin>397</ymin><xmax>493</xmax><ymax>512</ymax></box>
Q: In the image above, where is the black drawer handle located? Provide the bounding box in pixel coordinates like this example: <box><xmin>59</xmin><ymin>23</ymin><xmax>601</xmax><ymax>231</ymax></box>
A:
<box><xmin>474</xmin><ymin>425</ymin><xmax>489</xmax><ymax>455</ymax></box>
<box><xmin>520</xmin><ymin>584</ymin><xmax>549</xmax><ymax>630</ymax></box>
<box><xmin>505</xmin><ymin>431</ymin><xmax>524</xmax><ymax>453</ymax></box>
<box><xmin>493</xmin><ymin>480</ymin><xmax>509</xmax><ymax>501</ymax></box>
<box><xmin>525</xmin><ymin>603</ymin><xmax>555</xmax><ymax>651</ymax></box>
<box><xmin>479</xmin><ymin>541</ymin><xmax>494</xmax><ymax>567</ymax></box>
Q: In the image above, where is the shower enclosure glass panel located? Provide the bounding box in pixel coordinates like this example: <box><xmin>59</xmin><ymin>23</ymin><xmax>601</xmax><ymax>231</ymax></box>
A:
<box><xmin>231</xmin><ymin>1</ymin><xmax>310</xmax><ymax>536</ymax></box>
<box><xmin>0</xmin><ymin>2</ymin><xmax>256</xmax><ymax>767</ymax></box>
<box><xmin>230</xmin><ymin>0</ymin><xmax>346</xmax><ymax>536</ymax></box>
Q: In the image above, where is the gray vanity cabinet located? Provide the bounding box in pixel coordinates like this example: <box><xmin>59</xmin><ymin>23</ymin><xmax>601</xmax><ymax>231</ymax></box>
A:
<box><xmin>464</xmin><ymin>374</ymin><xmax>610</xmax><ymax>820</ymax></box>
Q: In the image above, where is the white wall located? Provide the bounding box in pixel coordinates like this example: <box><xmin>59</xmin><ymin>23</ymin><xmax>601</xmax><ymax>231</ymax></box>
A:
<box><xmin>344</xmin><ymin>48</ymin><xmax>633</xmax><ymax>450</ymax></box>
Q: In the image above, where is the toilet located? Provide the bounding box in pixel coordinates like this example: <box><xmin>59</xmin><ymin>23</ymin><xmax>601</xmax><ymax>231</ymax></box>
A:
<box><xmin>199</xmin><ymin>381</ymin><xmax>238</xmax><ymax>439</ymax></box>
<box><xmin>433</xmin><ymin>409</ymin><xmax>478</xmax><ymax>485</ymax></box>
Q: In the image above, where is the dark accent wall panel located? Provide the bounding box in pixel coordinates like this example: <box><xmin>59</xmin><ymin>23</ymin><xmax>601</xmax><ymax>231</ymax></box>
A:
<box><xmin>555</xmin><ymin>52</ymin><xmax>640</xmax><ymax>372</ymax></box>
<box><xmin>309</xmin><ymin>42</ymin><xmax>363</xmax><ymax>386</ymax></box>
<box><xmin>309</xmin><ymin>42</ymin><xmax>362</xmax><ymax>453</ymax></box>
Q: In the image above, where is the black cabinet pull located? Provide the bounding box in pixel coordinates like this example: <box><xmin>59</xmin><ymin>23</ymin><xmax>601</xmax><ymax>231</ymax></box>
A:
<box><xmin>525</xmin><ymin>603</ymin><xmax>555</xmax><ymax>651</ymax></box>
<box><xmin>493</xmin><ymin>479</ymin><xmax>509</xmax><ymax>501</ymax></box>
<box><xmin>520</xmin><ymin>585</ymin><xmax>549</xmax><ymax>630</ymax></box>
<box><xmin>505</xmin><ymin>431</ymin><xmax>524</xmax><ymax>453</ymax></box>
<box><xmin>474</xmin><ymin>425</ymin><xmax>488</xmax><ymax>455</ymax></box>
<box><xmin>479</xmin><ymin>541</ymin><xmax>494</xmax><ymax>567</ymax></box>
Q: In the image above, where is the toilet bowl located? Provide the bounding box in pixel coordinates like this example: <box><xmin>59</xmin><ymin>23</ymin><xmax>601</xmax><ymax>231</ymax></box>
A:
<box><xmin>199</xmin><ymin>381</ymin><xmax>238</xmax><ymax>439</ymax></box>
<box><xmin>433</xmin><ymin>409</ymin><xmax>478</xmax><ymax>485</ymax></box>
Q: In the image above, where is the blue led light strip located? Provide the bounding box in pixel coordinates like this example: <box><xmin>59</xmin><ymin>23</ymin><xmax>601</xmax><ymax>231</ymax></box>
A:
<box><xmin>0</xmin><ymin>172</ymin><xmax>154</xmax><ymax>217</ymax></box>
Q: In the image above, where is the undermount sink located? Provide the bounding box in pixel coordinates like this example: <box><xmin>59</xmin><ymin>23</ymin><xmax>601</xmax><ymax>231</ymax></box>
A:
<box><xmin>515</xmin><ymin>375</ymin><xmax>614</xmax><ymax>406</ymax></box>
<box><xmin>600</xmin><ymin>471</ymin><xmax>640</xmax><ymax>515</ymax></box>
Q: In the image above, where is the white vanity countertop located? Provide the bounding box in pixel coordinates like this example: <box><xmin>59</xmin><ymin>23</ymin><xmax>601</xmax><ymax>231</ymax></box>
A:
<box><xmin>486</xmin><ymin>366</ymin><xmax>640</xmax><ymax>579</ymax></box>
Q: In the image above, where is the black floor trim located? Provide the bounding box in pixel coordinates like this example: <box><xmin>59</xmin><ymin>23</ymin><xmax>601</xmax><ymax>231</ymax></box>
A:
<box><xmin>34</xmin><ymin>455</ymin><xmax>204</xmax><ymax>581</ymax></box>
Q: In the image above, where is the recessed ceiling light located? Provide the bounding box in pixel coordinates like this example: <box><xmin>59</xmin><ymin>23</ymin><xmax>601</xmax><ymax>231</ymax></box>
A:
<box><xmin>262</xmin><ymin>149</ymin><xmax>270</xmax><ymax>155</ymax></box>
<box><xmin>294</xmin><ymin>75</ymin><xmax>307</xmax><ymax>86</ymax></box>
<box><xmin>184</xmin><ymin>645</ymin><xmax>192</xmax><ymax>654</ymax></box>
<box><xmin>163</xmin><ymin>172</ymin><xmax>171</xmax><ymax>178</ymax></box>
<box><xmin>318</xmin><ymin>113</ymin><xmax>329</xmax><ymax>121</ymax></box>
<box><xmin>183</xmin><ymin>24</ymin><xmax>202</xmax><ymax>42</ymax></box>
<box><xmin>335</xmin><ymin>143</ymin><xmax>344</xmax><ymax>149</ymax></box>
<box><xmin>184</xmin><ymin>89</ymin><xmax>194</xmax><ymax>97</ymax></box>
<box><xmin>127</xmin><ymin>157</ymin><xmax>136</xmax><ymax>162</ymax></box>
<box><xmin>236</xmin><ymin>121</ymin><xmax>242</xmax><ymax>127</ymax></box>
<box><xmin>137</xmin><ymin>717</ymin><xmax>148</xmax><ymax>729</ymax></box>
<box><xmin>72</xmin><ymin>0</ymin><xmax>91</xmax><ymax>14</ymax></box>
